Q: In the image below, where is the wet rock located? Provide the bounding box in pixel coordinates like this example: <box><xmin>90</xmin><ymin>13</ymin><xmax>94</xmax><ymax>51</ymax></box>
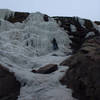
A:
<box><xmin>60</xmin><ymin>36</ymin><xmax>100</xmax><ymax>100</ymax></box>
<box><xmin>32</xmin><ymin>64</ymin><xmax>58</xmax><ymax>74</ymax></box>
<box><xmin>0</xmin><ymin>64</ymin><xmax>21</xmax><ymax>100</ymax></box>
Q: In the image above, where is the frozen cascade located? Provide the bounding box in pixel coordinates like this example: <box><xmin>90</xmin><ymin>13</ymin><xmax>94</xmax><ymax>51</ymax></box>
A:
<box><xmin>0</xmin><ymin>10</ymin><xmax>77</xmax><ymax>100</ymax></box>
<box><xmin>0</xmin><ymin>12</ymin><xmax>71</xmax><ymax>56</ymax></box>
<box><xmin>0</xmin><ymin>9</ymin><xmax>14</xmax><ymax>19</ymax></box>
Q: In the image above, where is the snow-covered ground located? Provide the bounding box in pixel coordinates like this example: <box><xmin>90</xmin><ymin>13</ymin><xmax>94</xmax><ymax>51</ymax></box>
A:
<box><xmin>0</xmin><ymin>9</ymin><xmax>77</xmax><ymax>100</ymax></box>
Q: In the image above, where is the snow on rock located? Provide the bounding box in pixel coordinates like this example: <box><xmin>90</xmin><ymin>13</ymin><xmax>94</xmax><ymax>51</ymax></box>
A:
<box><xmin>70</xmin><ymin>24</ymin><xmax>77</xmax><ymax>32</ymax></box>
<box><xmin>85</xmin><ymin>32</ymin><xmax>95</xmax><ymax>38</ymax></box>
<box><xmin>77</xmin><ymin>17</ymin><xmax>85</xmax><ymax>28</ymax></box>
<box><xmin>0</xmin><ymin>9</ymin><xmax>14</xmax><ymax>19</ymax></box>
<box><xmin>0</xmin><ymin>12</ymin><xmax>71</xmax><ymax>56</ymax></box>
<box><xmin>0</xmin><ymin>10</ymin><xmax>75</xmax><ymax>100</ymax></box>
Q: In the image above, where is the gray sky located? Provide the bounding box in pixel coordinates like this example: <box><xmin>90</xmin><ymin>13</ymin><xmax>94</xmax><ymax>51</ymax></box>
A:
<box><xmin>0</xmin><ymin>0</ymin><xmax>100</xmax><ymax>21</ymax></box>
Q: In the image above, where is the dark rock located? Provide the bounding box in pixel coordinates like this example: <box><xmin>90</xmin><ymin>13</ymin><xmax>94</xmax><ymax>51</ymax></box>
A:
<box><xmin>94</xmin><ymin>21</ymin><xmax>100</xmax><ymax>25</ymax></box>
<box><xmin>60</xmin><ymin>36</ymin><xmax>100</xmax><ymax>100</ymax></box>
<box><xmin>51</xmin><ymin>54</ymin><xmax>58</xmax><ymax>56</ymax></box>
<box><xmin>43</xmin><ymin>14</ymin><xmax>49</xmax><ymax>22</ymax></box>
<box><xmin>0</xmin><ymin>64</ymin><xmax>21</xmax><ymax>100</ymax></box>
<box><xmin>32</xmin><ymin>64</ymin><xmax>58</xmax><ymax>74</ymax></box>
<box><xmin>6</xmin><ymin>12</ymin><xmax>29</xmax><ymax>23</ymax></box>
<box><xmin>31</xmin><ymin>69</ymin><xmax>37</xmax><ymax>73</ymax></box>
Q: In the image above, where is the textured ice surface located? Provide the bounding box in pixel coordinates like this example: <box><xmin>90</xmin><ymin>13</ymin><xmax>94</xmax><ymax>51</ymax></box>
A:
<box><xmin>0</xmin><ymin>10</ymin><xmax>77</xmax><ymax>100</ymax></box>
<box><xmin>0</xmin><ymin>9</ymin><xmax>14</xmax><ymax>19</ymax></box>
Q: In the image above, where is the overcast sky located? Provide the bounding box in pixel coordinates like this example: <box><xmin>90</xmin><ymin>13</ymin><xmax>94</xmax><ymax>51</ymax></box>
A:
<box><xmin>0</xmin><ymin>0</ymin><xmax>100</xmax><ymax>21</ymax></box>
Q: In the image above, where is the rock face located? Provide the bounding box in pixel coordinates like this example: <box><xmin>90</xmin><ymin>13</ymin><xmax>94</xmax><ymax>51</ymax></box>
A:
<box><xmin>60</xmin><ymin>36</ymin><xmax>100</xmax><ymax>100</ymax></box>
<box><xmin>43</xmin><ymin>14</ymin><xmax>49</xmax><ymax>22</ymax></box>
<box><xmin>0</xmin><ymin>64</ymin><xmax>21</xmax><ymax>100</ymax></box>
<box><xmin>32</xmin><ymin>64</ymin><xmax>58</xmax><ymax>74</ymax></box>
<box><xmin>95</xmin><ymin>21</ymin><xmax>100</xmax><ymax>25</ymax></box>
<box><xmin>53</xmin><ymin>17</ymin><xmax>100</xmax><ymax>53</ymax></box>
<box><xmin>6</xmin><ymin>12</ymin><xmax>29</xmax><ymax>23</ymax></box>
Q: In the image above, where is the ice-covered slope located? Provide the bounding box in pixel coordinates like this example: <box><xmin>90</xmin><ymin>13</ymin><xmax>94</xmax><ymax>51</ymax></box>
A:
<box><xmin>0</xmin><ymin>9</ymin><xmax>14</xmax><ymax>19</ymax></box>
<box><xmin>0</xmin><ymin>9</ymin><xmax>76</xmax><ymax>100</ymax></box>
<box><xmin>0</xmin><ymin>11</ymin><xmax>71</xmax><ymax>56</ymax></box>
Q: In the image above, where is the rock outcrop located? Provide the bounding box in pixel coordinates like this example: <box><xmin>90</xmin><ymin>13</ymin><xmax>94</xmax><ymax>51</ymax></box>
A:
<box><xmin>43</xmin><ymin>14</ymin><xmax>49</xmax><ymax>22</ymax></box>
<box><xmin>95</xmin><ymin>21</ymin><xmax>100</xmax><ymax>25</ymax></box>
<box><xmin>0</xmin><ymin>64</ymin><xmax>21</xmax><ymax>100</ymax></box>
<box><xmin>32</xmin><ymin>64</ymin><xmax>58</xmax><ymax>74</ymax></box>
<box><xmin>53</xmin><ymin>17</ymin><xmax>100</xmax><ymax>53</ymax></box>
<box><xmin>6</xmin><ymin>12</ymin><xmax>29</xmax><ymax>23</ymax></box>
<box><xmin>60</xmin><ymin>36</ymin><xmax>100</xmax><ymax>100</ymax></box>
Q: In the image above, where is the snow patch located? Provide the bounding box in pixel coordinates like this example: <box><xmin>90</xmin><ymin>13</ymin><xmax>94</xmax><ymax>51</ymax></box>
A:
<box><xmin>75</xmin><ymin>17</ymin><xmax>85</xmax><ymax>28</ymax></box>
<box><xmin>70</xmin><ymin>24</ymin><xmax>77</xmax><ymax>32</ymax></box>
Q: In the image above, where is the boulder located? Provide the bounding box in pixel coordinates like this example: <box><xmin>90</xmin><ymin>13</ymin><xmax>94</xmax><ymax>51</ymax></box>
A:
<box><xmin>32</xmin><ymin>64</ymin><xmax>58</xmax><ymax>74</ymax></box>
<box><xmin>60</xmin><ymin>36</ymin><xmax>100</xmax><ymax>100</ymax></box>
<box><xmin>0</xmin><ymin>64</ymin><xmax>21</xmax><ymax>100</ymax></box>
